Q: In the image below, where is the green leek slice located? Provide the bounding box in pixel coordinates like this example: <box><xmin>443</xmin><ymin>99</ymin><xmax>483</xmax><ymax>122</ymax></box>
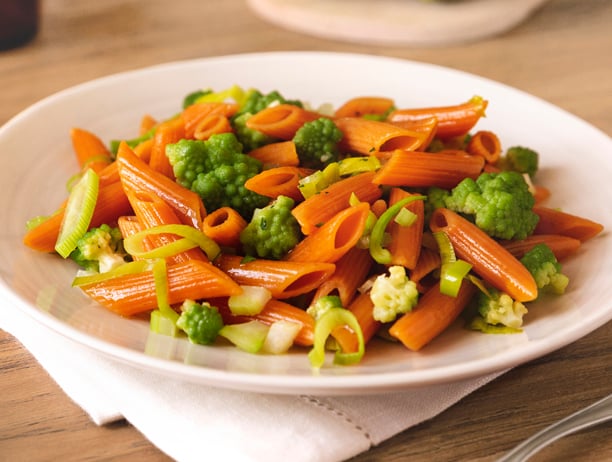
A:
<box><xmin>55</xmin><ymin>168</ymin><xmax>99</xmax><ymax>258</ymax></box>
<box><xmin>308</xmin><ymin>307</ymin><xmax>365</xmax><ymax>369</ymax></box>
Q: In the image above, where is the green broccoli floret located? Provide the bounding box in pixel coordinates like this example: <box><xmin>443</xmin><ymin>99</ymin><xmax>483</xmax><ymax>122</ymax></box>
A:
<box><xmin>520</xmin><ymin>244</ymin><xmax>569</xmax><ymax>295</ymax></box>
<box><xmin>444</xmin><ymin>171</ymin><xmax>539</xmax><ymax>240</ymax></box>
<box><xmin>69</xmin><ymin>224</ymin><xmax>128</xmax><ymax>273</ymax></box>
<box><xmin>369</xmin><ymin>266</ymin><xmax>419</xmax><ymax>323</ymax></box>
<box><xmin>182</xmin><ymin>89</ymin><xmax>212</xmax><ymax>109</ymax></box>
<box><xmin>166</xmin><ymin>133</ymin><xmax>269</xmax><ymax>219</ymax></box>
<box><xmin>238</xmin><ymin>89</ymin><xmax>303</xmax><ymax>115</ymax></box>
<box><xmin>425</xmin><ymin>186</ymin><xmax>451</xmax><ymax>222</ymax></box>
<box><xmin>499</xmin><ymin>146</ymin><xmax>539</xmax><ymax>178</ymax></box>
<box><xmin>240</xmin><ymin>195</ymin><xmax>302</xmax><ymax>259</ymax></box>
<box><xmin>176</xmin><ymin>299</ymin><xmax>224</xmax><ymax>345</ymax></box>
<box><xmin>293</xmin><ymin>118</ymin><xmax>343</xmax><ymax>169</ymax></box>
<box><xmin>470</xmin><ymin>286</ymin><xmax>528</xmax><ymax>330</ymax></box>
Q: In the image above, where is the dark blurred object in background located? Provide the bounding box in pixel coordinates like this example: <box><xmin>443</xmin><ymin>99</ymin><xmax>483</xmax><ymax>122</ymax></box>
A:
<box><xmin>0</xmin><ymin>0</ymin><xmax>39</xmax><ymax>51</ymax></box>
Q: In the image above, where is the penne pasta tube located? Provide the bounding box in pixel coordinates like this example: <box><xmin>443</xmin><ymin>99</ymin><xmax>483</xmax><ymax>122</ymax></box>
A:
<box><xmin>245</xmin><ymin>104</ymin><xmax>323</xmax><ymax>140</ymax></box>
<box><xmin>202</xmin><ymin>206</ymin><xmax>248</xmax><ymax>249</ymax></box>
<box><xmin>334</xmin><ymin>117</ymin><xmax>427</xmax><ymax>155</ymax></box>
<box><xmin>70</xmin><ymin>127</ymin><xmax>113</xmax><ymax>173</ymax></box>
<box><xmin>78</xmin><ymin>259</ymin><xmax>242</xmax><ymax>317</ymax></box>
<box><xmin>430</xmin><ymin>208</ymin><xmax>538</xmax><ymax>302</ymax></box>
<box><xmin>181</xmin><ymin>101</ymin><xmax>239</xmax><ymax>139</ymax></box>
<box><xmin>389</xmin><ymin>280</ymin><xmax>476</xmax><ymax>351</ymax></box>
<box><xmin>291</xmin><ymin>171</ymin><xmax>382</xmax><ymax>235</ymax></box>
<box><xmin>116</xmin><ymin>141</ymin><xmax>207</xmax><ymax>230</ymax></box>
<box><xmin>466</xmin><ymin>130</ymin><xmax>502</xmax><ymax>164</ymax></box>
<box><xmin>500</xmin><ymin>234</ymin><xmax>581</xmax><ymax>261</ymax></box>
<box><xmin>244</xmin><ymin>166</ymin><xmax>312</xmax><ymax>202</ymax></box>
<box><xmin>247</xmin><ymin>140</ymin><xmax>300</xmax><ymax>167</ymax></box>
<box><xmin>286</xmin><ymin>202</ymin><xmax>370</xmax><ymax>263</ymax></box>
<box><xmin>149</xmin><ymin>117</ymin><xmax>184</xmax><ymax>179</ymax></box>
<box><xmin>387</xmin><ymin>96</ymin><xmax>488</xmax><ymax>140</ymax></box>
<box><xmin>334</xmin><ymin>96</ymin><xmax>395</xmax><ymax>118</ymax></box>
<box><xmin>214</xmin><ymin>254</ymin><xmax>336</xmax><ymax>299</ymax></box>
<box><xmin>312</xmin><ymin>247</ymin><xmax>373</xmax><ymax>307</ymax></box>
<box><xmin>386</xmin><ymin>188</ymin><xmax>425</xmax><ymax>270</ymax></box>
<box><xmin>372</xmin><ymin>149</ymin><xmax>484</xmax><ymax>189</ymax></box>
<box><xmin>533</xmin><ymin>205</ymin><xmax>604</xmax><ymax>242</ymax></box>
<box><xmin>193</xmin><ymin>114</ymin><xmax>233</xmax><ymax>140</ymax></box>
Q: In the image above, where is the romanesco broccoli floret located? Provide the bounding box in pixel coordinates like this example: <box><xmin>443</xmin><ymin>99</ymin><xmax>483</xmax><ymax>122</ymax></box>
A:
<box><xmin>176</xmin><ymin>299</ymin><xmax>224</xmax><ymax>345</ymax></box>
<box><xmin>69</xmin><ymin>224</ymin><xmax>127</xmax><ymax>273</ymax></box>
<box><xmin>500</xmin><ymin>146</ymin><xmax>539</xmax><ymax>178</ymax></box>
<box><xmin>240</xmin><ymin>195</ymin><xmax>302</xmax><ymax>259</ymax></box>
<box><xmin>473</xmin><ymin>287</ymin><xmax>528</xmax><ymax>329</ymax></box>
<box><xmin>292</xmin><ymin>118</ymin><xmax>343</xmax><ymax>169</ymax></box>
<box><xmin>238</xmin><ymin>89</ymin><xmax>303</xmax><ymax>115</ymax></box>
<box><xmin>520</xmin><ymin>243</ymin><xmax>569</xmax><ymax>295</ymax></box>
<box><xmin>182</xmin><ymin>89</ymin><xmax>211</xmax><ymax>109</ymax></box>
<box><xmin>369</xmin><ymin>266</ymin><xmax>419</xmax><ymax>323</ymax></box>
<box><xmin>443</xmin><ymin>171</ymin><xmax>539</xmax><ymax>240</ymax></box>
<box><xmin>306</xmin><ymin>295</ymin><xmax>344</xmax><ymax>320</ymax></box>
<box><xmin>425</xmin><ymin>186</ymin><xmax>451</xmax><ymax>222</ymax></box>
<box><xmin>166</xmin><ymin>133</ymin><xmax>269</xmax><ymax>219</ymax></box>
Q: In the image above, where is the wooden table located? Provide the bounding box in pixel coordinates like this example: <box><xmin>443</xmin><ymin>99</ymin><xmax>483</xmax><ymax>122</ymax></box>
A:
<box><xmin>1</xmin><ymin>1</ymin><xmax>610</xmax><ymax>460</ymax></box>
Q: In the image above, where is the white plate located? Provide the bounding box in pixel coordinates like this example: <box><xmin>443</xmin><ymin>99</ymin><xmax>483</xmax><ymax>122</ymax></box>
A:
<box><xmin>1</xmin><ymin>52</ymin><xmax>610</xmax><ymax>395</ymax></box>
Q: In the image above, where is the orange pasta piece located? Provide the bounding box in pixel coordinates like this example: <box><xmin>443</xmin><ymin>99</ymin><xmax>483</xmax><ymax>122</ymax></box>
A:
<box><xmin>500</xmin><ymin>234</ymin><xmax>581</xmax><ymax>261</ymax></box>
<box><xmin>533</xmin><ymin>185</ymin><xmax>551</xmax><ymax>204</ymax></box>
<box><xmin>117</xmin><ymin>215</ymin><xmax>144</xmax><ymax>238</ymax></box>
<box><xmin>217</xmin><ymin>299</ymin><xmax>315</xmax><ymax>347</ymax></box>
<box><xmin>313</xmin><ymin>247</ymin><xmax>373</xmax><ymax>307</ymax></box>
<box><xmin>181</xmin><ymin>101</ymin><xmax>239</xmax><ymax>139</ymax></box>
<box><xmin>409</xmin><ymin>246</ymin><xmax>441</xmax><ymax>292</ymax></box>
<box><xmin>244</xmin><ymin>166</ymin><xmax>312</xmax><ymax>202</ymax></box>
<box><xmin>247</xmin><ymin>140</ymin><xmax>300</xmax><ymax>167</ymax></box>
<box><xmin>430</xmin><ymin>208</ymin><xmax>538</xmax><ymax>302</ymax></box>
<box><xmin>149</xmin><ymin>117</ymin><xmax>184</xmax><ymax>179</ymax></box>
<box><xmin>533</xmin><ymin>206</ymin><xmax>604</xmax><ymax>242</ymax></box>
<box><xmin>245</xmin><ymin>104</ymin><xmax>322</xmax><ymax>140</ymax></box>
<box><xmin>387</xmin><ymin>96</ymin><xmax>488</xmax><ymax>140</ymax></box>
<box><xmin>116</xmin><ymin>141</ymin><xmax>206</xmax><ymax>230</ymax></box>
<box><xmin>466</xmin><ymin>130</ymin><xmax>501</xmax><ymax>164</ymax></box>
<box><xmin>389</xmin><ymin>280</ymin><xmax>476</xmax><ymax>351</ymax></box>
<box><xmin>70</xmin><ymin>128</ymin><xmax>113</xmax><ymax>173</ymax></box>
<box><xmin>334</xmin><ymin>117</ymin><xmax>427</xmax><ymax>155</ymax></box>
<box><xmin>334</xmin><ymin>96</ymin><xmax>395</xmax><ymax>118</ymax></box>
<box><xmin>23</xmin><ymin>180</ymin><xmax>132</xmax><ymax>253</ymax></box>
<box><xmin>372</xmin><ymin>149</ymin><xmax>484</xmax><ymax>189</ymax></box>
<box><xmin>79</xmin><ymin>260</ymin><xmax>242</xmax><ymax>317</ymax></box>
<box><xmin>132</xmin><ymin>138</ymin><xmax>154</xmax><ymax>163</ymax></box>
<box><xmin>386</xmin><ymin>188</ymin><xmax>424</xmax><ymax>270</ymax></box>
<box><xmin>215</xmin><ymin>254</ymin><xmax>335</xmax><ymax>299</ymax></box>
<box><xmin>331</xmin><ymin>291</ymin><xmax>382</xmax><ymax>353</ymax></box>
<box><xmin>390</xmin><ymin>116</ymin><xmax>439</xmax><ymax>151</ymax></box>
<box><xmin>193</xmin><ymin>114</ymin><xmax>233</xmax><ymax>140</ymax></box>
<box><xmin>139</xmin><ymin>114</ymin><xmax>157</xmax><ymax>135</ymax></box>
<box><xmin>291</xmin><ymin>171</ymin><xmax>382</xmax><ymax>235</ymax></box>
<box><xmin>202</xmin><ymin>206</ymin><xmax>247</xmax><ymax>248</ymax></box>
<box><xmin>286</xmin><ymin>202</ymin><xmax>370</xmax><ymax>263</ymax></box>
<box><xmin>127</xmin><ymin>191</ymin><xmax>208</xmax><ymax>264</ymax></box>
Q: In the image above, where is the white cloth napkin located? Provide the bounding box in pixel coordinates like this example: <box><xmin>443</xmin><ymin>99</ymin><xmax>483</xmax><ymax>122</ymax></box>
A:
<box><xmin>1</xmin><ymin>304</ymin><xmax>504</xmax><ymax>462</ymax></box>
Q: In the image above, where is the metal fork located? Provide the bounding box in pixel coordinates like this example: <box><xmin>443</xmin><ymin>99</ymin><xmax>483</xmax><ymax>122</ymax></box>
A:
<box><xmin>497</xmin><ymin>393</ymin><xmax>612</xmax><ymax>461</ymax></box>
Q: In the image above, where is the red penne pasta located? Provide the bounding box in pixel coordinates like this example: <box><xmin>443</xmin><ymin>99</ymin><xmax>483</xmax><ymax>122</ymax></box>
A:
<box><xmin>70</xmin><ymin>127</ymin><xmax>113</xmax><ymax>173</ymax></box>
<box><xmin>247</xmin><ymin>140</ymin><xmax>300</xmax><ymax>167</ymax></box>
<box><xmin>244</xmin><ymin>166</ymin><xmax>312</xmax><ymax>202</ymax></box>
<box><xmin>149</xmin><ymin>117</ymin><xmax>184</xmax><ymax>179</ymax></box>
<box><xmin>291</xmin><ymin>171</ymin><xmax>382</xmax><ymax>235</ymax></box>
<box><xmin>500</xmin><ymin>234</ymin><xmax>581</xmax><ymax>261</ymax></box>
<box><xmin>245</xmin><ymin>104</ymin><xmax>323</xmax><ymax>140</ymax></box>
<box><xmin>466</xmin><ymin>130</ymin><xmax>502</xmax><ymax>164</ymax></box>
<box><xmin>372</xmin><ymin>149</ymin><xmax>485</xmax><ymax>189</ymax></box>
<box><xmin>202</xmin><ymin>206</ymin><xmax>247</xmax><ymax>249</ymax></box>
<box><xmin>387</xmin><ymin>96</ymin><xmax>488</xmax><ymax>140</ymax></box>
<box><xmin>334</xmin><ymin>96</ymin><xmax>395</xmax><ymax>118</ymax></box>
<box><xmin>193</xmin><ymin>114</ymin><xmax>233</xmax><ymax>140</ymax></box>
<box><xmin>386</xmin><ymin>188</ymin><xmax>425</xmax><ymax>270</ymax></box>
<box><xmin>389</xmin><ymin>280</ymin><xmax>476</xmax><ymax>351</ymax></box>
<box><xmin>286</xmin><ymin>202</ymin><xmax>370</xmax><ymax>263</ymax></box>
<box><xmin>334</xmin><ymin>117</ymin><xmax>427</xmax><ymax>155</ymax></box>
<box><xmin>181</xmin><ymin>101</ymin><xmax>239</xmax><ymax>139</ymax></box>
<box><xmin>79</xmin><ymin>259</ymin><xmax>242</xmax><ymax>316</ymax></box>
<box><xmin>533</xmin><ymin>206</ymin><xmax>604</xmax><ymax>242</ymax></box>
<box><xmin>330</xmin><ymin>290</ymin><xmax>382</xmax><ymax>353</ymax></box>
<box><xmin>116</xmin><ymin>141</ymin><xmax>206</xmax><ymax>230</ymax></box>
<box><xmin>214</xmin><ymin>254</ymin><xmax>335</xmax><ymax>299</ymax></box>
<box><xmin>430</xmin><ymin>208</ymin><xmax>538</xmax><ymax>302</ymax></box>
<box><xmin>312</xmin><ymin>247</ymin><xmax>373</xmax><ymax>307</ymax></box>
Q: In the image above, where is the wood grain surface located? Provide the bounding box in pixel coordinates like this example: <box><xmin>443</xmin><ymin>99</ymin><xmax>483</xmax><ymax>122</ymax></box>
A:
<box><xmin>1</xmin><ymin>1</ymin><xmax>610</xmax><ymax>460</ymax></box>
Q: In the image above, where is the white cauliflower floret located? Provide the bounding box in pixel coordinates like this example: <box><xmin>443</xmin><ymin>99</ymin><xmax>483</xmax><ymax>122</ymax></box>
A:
<box><xmin>480</xmin><ymin>291</ymin><xmax>528</xmax><ymax>329</ymax></box>
<box><xmin>369</xmin><ymin>266</ymin><xmax>419</xmax><ymax>323</ymax></box>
